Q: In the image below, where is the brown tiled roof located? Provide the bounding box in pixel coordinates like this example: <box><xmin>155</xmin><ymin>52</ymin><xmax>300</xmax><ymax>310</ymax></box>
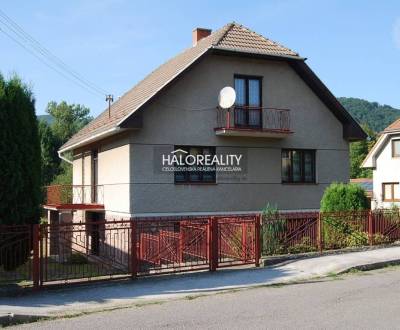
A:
<box><xmin>60</xmin><ymin>23</ymin><xmax>301</xmax><ymax>151</ymax></box>
<box><xmin>214</xmin><ymin>24</ymin><xmax>299</xmax><ymax>57</ymax></box>
<box><xmin>384</xmin><ymin>118</ymin><xmax>400</xmax><ymax>132</ymax></box>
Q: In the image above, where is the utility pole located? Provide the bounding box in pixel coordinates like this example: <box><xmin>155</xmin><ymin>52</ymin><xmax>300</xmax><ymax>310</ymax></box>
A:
<box><xmin>106</xmin><ymin>94</ymin><xmax>114</xmax><ymax>118</ymax></box>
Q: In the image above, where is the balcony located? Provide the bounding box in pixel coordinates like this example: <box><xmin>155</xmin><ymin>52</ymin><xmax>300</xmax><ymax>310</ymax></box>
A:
<box><xmin>44</xmin><ymin>185</ymin><xmax>104</xmax><ymax>210</ymax></box>
<box><xmin>215</xmin><ymin>106</ymin><xmax>292</xmax><ymax>138</ymax></box>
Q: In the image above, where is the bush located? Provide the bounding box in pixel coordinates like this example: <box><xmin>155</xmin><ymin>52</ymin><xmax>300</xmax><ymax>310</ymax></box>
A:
<box><xmin>261</xmin><ymin>204</ymin><xmax>287</xmax><ymax>255</ymax></box>
<box><xmin>287</xmin><ymin>237</ymin><xmax>317</xmax><ymax>254</ymax></box>
<box><xmin>320</xmin><ymin>183</ymin><xmax>369</xmax><ymax>212</ymax></box>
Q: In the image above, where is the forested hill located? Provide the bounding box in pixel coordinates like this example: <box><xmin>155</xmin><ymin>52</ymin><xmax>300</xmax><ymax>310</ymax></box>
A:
<box><xmin>338</xmin><ymin>97</ymin><xmax>400</xmax><ymax>132</ymax></box>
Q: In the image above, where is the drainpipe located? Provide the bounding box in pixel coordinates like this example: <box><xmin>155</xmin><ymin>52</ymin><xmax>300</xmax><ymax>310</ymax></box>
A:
<box><xmin>58</xmin><ymin>150</ymin><xmax>73</xmax><ymax>165</ymax></box>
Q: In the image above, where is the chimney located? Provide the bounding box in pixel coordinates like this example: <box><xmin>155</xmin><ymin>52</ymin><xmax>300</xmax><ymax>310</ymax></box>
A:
<box><xmin>192</xmin><ymin>28</ymin><xmax>211</xmax><ymax>46</ymax></box>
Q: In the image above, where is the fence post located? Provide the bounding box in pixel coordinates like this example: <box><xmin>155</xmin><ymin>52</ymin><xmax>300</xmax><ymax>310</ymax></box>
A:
<box><xmin>317</xmin><ymin>212</ymin><xmax>324</xmax><ymax>253</ymax></box>
<box><xmin>242</xmin><ymin>222</ymin><xmax>247</xmax><ymax>262</ymax></box>
<box><xmin>209</xmin><ymin>217</ymin><xmax>218</xmax><ymax>271</ymax></box>
<box><xmin>368</xmin><ymin>210</ymin><xmax>374</xmax><ymax>246</ymax></box>
<box><xmin>32</xmin><ymin>224</ymin><xmax>40</xmax><ymax>289</ymax></box>
<box><xmin>255</xmin><ymin>214</ymin><xmax>261</xmax><ymax>267</ymax></box>
<box><xmin>130</xmin><ymin>220</ymin><xmax>137</xmax><ymax>279</ymax></box>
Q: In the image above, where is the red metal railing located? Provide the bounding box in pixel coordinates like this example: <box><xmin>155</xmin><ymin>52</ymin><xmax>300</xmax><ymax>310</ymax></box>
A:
<box><xmin>0</xmin><ymin>215</ymin><xmax>259</xmax><ymax>288</ymax></box>
<box><xmin>2</xmin><ymin>210</ymin><xmax>400</xmax><ymax>289</ymax></box>
<box><xmin>45</xmin><ymin>184</ymin><xmax>104</xmax><ymax>206</ymax></box>
<box><xmin>216</xmin><ymin>106</ymin><xmax>291</xmax><ymax>132</ymax></box>
<box><xmin>261</xmin><ymin>210</ymin><xmax>400</xmax><ymax>255</ymax></box>
<box><xmin>262</xmin><ymin>212</ymin><xmax>319</xmax><ymax>255</ymax></box>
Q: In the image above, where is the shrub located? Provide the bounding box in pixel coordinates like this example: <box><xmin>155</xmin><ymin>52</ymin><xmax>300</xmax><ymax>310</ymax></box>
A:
<box><xmin>345</xmin><ymin>231</ymin><xmax>369</xmax><ymax>247</ymax></box>
<box><xmin>373</xmin><ymin>233</ymin><xmax>390</xmax><ymax>245</ymax></box>
<box><xmin>320</xmin><ymin>183</ymin><xmax>369</xmax><ymax>212</ymax></box>
<box><xmin>287</xmin><ymin>237</ymin><xmax>317</xmax><ymax>254</ymax></box>
<box><xmin>261</xmin><ymin>204</ymin><xmax>286</xmax><ymax>255</ymax></box>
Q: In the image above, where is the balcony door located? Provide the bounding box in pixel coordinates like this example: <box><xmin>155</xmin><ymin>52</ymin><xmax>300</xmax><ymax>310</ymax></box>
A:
<box><xmin>234</xmin><ymin>76</ymin><xmax>262</xmax><ymax>128</ymax></box>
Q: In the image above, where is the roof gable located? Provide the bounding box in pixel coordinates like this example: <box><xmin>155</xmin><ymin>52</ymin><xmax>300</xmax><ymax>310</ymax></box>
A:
<box><xmin>60</xmin><ymin>23</ymin><xmax>302</xmax><ymax>151</ymax></box>
<box><xmin>60</xmin><ymin>22</ymin><xmax>364</xmax><ymax>152</ymax></box>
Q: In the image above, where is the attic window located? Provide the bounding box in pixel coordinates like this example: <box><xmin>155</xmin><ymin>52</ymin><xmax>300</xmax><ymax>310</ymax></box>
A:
<box><xmin>392</xmin><ymin>140</ymin><xmax>400</xmax><ymax>157</ymax></box>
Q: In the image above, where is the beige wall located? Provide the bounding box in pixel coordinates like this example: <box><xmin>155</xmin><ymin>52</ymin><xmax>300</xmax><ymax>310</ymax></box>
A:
<box><xmin>127</xmin><ymin>54</ymin><xmax>349</xmax><ymax>214</ymax></box>
<box><xmin>372</xmin><ymin>134</ymin><xmax>400</xmax><ymax>209</ymax></box>
<box><xmin>98</xmin><ymin>141</ymin><xmax>131</xmax><ymax>216</ymax></box>
<box><xmin>72</xmin><ymin>136</ymin><xmax>131</xmax><ymax>219</ymax></box>
<box><xmin>72</xmin><ymin>53</ymin><xmax>350</xmax><ymax>216</ymax></box>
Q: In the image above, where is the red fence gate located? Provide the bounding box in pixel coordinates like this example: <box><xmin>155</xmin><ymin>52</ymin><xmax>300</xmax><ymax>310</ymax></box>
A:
<box><xmin>134</xmin><ymin>215</ymin><xmax>260</xmax><ymax>276</ymax></box>
<box><xmin>0</xmin><ymin>215</ymin><xmax>260</xmax><ymax>287</ymax></box>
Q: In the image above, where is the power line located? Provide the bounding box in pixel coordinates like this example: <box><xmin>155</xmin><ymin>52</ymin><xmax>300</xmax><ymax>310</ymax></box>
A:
<box><xmin>0</xmin><ymin>26</ymin><xmax>101</xmax><ymax>98</ymax></box>
<box><xmin>0</xmin><ymin>9</ymin><xmax>109</xmax><ymax>98</ymax></box>
<box><xmin>0</xmin><ymin>10</ymin><xmax>108</xmax><ymax>95</ymax></box>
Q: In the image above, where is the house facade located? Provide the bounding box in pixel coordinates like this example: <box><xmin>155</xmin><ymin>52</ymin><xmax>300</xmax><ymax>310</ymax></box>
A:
<box><xmin>362</xmin><ymin>119</ymin><xmax>400</xmax><ymax>209</ymax></box>
<box><xmin>44</xmin><ymin>23</ymin><xmax>365</xmax><ymax>222</ymax></box>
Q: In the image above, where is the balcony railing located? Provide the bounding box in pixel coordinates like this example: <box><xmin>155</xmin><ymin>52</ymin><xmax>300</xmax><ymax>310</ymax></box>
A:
<box><xmin>215</xmin><ymin>106</ymin><xmax>291</xmax><ymax>137</ymax></box>
<box><xmin>45</xmin><ymin>185</ymin><xmax>104</xmax><ymax>207</ymax></box>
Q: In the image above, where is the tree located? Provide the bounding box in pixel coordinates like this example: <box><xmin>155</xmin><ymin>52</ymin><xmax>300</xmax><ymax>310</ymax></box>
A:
<box><xmin>46</xmin><ymin>101</ymin><xmax>92</xmax><ymax>143</ymax></box>
<box><xmin>51</xmin><ymin>161</ymin><xmax>72</xmax><ymax>185</ymax></box>
<box><xmin>320</xmin><ymin>183</ymin><xmax>369</xmax><ymax>212</ymax></box>
<box><xmin>0</xmin><ymin>74</ymin><xmax>41</xmax><ymax>269</ymax></box>
<box><xmin>38</xmin><ymin>120</ymin><xmax>58</xmax><ymax>185</ymax></box>
<box><xmin>349</xmin><ymin>124</ymin><xmax>377</xmax><ymax>179</ymax></box>
<box><xmin>43</xmin><ymin>101</ymin><xmax>92</xmax><ymax>184</ymax></box>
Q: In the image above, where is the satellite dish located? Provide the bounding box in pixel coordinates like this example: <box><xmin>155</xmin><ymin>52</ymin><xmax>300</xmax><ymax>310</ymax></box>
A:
<box><xmin>218</xmin><ymin>87</ymin><xmax>236</xmax><ymax>109</ymax></box>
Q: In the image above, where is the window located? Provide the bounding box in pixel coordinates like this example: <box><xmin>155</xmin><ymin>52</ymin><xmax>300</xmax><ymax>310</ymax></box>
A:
<box><xmin>174</xmin><ymin>146</ymin><xmax>216</xmax><ymax>184</ymax></box>
<box><xmin>382</xmin><ymin>183</ymin><xmax>400</xmax><ymax>202</ymax></box>
<box><xmin>392</xmin><ymin>140</ymin><xmax>400</xmax><ymax>157</ymax></box>
<box><xmin>282</xmin><ymin>149</ymin><xmax>316</xmax><ymax>183</ymax></box>
<box><xmin>234</xmin><ymin>75</ymin><xmax>262</xmax><ymax>127</ymax></box>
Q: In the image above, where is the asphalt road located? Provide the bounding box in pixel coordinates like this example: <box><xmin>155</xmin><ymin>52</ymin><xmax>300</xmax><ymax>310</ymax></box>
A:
<box><xmin>16</xmin><ymin>267</ymin><xmax>400</xmax><ymax>330</ymax></box>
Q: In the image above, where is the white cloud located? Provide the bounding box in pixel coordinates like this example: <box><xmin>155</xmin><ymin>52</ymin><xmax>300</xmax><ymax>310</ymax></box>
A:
<box><xmin>393</xmin><ymin>18</ymin><xmax>400</xmax><ymax>49</ymax></box>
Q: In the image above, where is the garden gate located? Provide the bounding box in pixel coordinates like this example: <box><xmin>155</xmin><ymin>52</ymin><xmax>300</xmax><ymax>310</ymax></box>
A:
<box><xmin>0</xmin><ymin>215</ymin><xmax>260</xmax><ymax>288</ymax></box>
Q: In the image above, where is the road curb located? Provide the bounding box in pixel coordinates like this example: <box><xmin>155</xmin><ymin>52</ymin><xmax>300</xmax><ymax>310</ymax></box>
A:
<box><xmin>262</xmin><ymin>243</ymin><xmax>400</xmax><ymax>267</ymax></box>
<box><xmin>337</xmin><ymin>259</ymin><xmax>400</xmax><ymax>274</ymax></box>
<box><xmin>0</xmin><ymin>313</ymin><xmax>49</xmax><ymax>327</ymax></box>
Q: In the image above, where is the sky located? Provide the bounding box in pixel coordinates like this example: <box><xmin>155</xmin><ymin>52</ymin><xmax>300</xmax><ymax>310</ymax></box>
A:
<box><xmin>1</xmin><ymin>0</ymin><xmax>400</xmax><ymax>117</ymax></box>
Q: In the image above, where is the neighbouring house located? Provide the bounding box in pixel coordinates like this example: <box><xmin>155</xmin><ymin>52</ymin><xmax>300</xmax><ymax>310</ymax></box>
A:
<box><xmin>43</xmin><ymin>22</ymin><xmax>365</xmax><ymax>225</ymax></box>
<box><xmin>362</xmin><ymin>118</ymin><xmax>400</xmax><ymax>209</ymax></box>
<box><xmin>350</xmin><ymin>178</ymin><xmax>373</xmax><ymax>207</ymax></box>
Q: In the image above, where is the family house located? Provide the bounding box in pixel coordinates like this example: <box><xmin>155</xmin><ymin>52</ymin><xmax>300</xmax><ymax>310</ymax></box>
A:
<box><xmin>43</xmin><ymin>22</ymin><xmax>365</xmax><ymax>224</ymax></box>
<box><xmin>362</xmin><ymin>119</ymin><xmax>400</xmax><ymax>209</ymax></box>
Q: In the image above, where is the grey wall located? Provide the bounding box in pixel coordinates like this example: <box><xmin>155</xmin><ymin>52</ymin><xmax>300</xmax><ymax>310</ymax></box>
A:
<box><xmin>126</xmin><ymin>54</ymin><xmax>349</xmax><ymax>214</ymax></box>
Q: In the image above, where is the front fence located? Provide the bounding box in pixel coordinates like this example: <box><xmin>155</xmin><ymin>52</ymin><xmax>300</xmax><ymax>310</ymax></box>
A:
<box><xmin>0</xmin><ymin>215</ymin><xmax>260</xmax><ymax>288</ymax></box>
<box><xmin>40</xmin><ymin>220</ymin><xmax>132</xmax><ymax>283</ymax></box>
<box><xmin>2</xmin><ymin>210</ymin><xmax>400</xmax><ymax>288</ymax></box>
<box><xmin>0</xmin><ymin>224</ymin><xmax>37</xmax><ymax>286</ymax></box>
<box><xmin>262</xmin><ymin>210</ymin><xmax>400</xmax><ymax>255</ymax></box>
